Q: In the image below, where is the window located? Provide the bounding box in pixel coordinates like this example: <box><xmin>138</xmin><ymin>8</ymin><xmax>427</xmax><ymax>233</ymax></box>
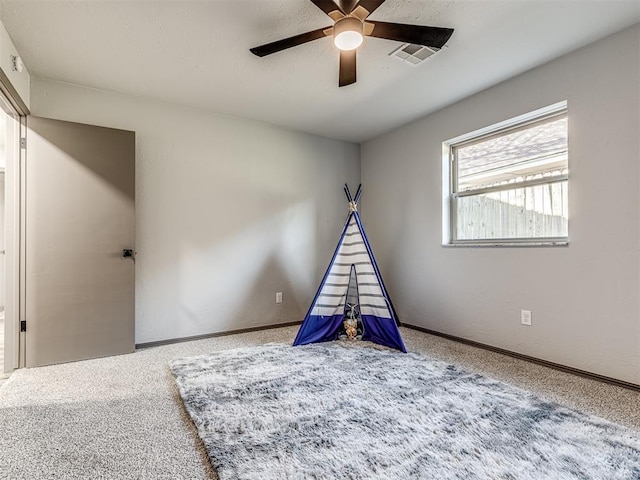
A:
<box><xmin>444</xmin><ymin>102</ymin><xmax>568</xmax><ymax>245</ymax></box>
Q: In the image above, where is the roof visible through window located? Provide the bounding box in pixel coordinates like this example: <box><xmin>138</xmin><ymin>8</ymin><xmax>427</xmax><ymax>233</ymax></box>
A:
<box><xmin>456</xmin><ymin>116</ymin><xmax>567</xmax><ymax>192</ymax></box>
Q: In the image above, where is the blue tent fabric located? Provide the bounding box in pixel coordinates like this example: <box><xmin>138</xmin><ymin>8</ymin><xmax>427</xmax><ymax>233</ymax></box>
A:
<box><xmin>293</xmin><ymin>185</ymin><xmax>406</xmax><ymax>353</ymax></box>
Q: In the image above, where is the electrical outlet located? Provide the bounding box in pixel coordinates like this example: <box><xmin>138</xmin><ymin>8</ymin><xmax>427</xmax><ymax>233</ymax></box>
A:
<box><xmin>276</xmin><ymin>292</ymin><xmax>283</xmax><ymax>304</ymax></box>
<box><xmin>521</xmin><ymin>310</ymin><xmax>532</xmax><ymax>326</ymax></box>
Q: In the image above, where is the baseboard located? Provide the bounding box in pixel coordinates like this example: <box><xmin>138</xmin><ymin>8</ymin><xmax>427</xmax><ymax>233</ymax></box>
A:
<box><xmin>402</xmin><ymin>323</ymin><xmax>640</xmax><ymax>392</ymax></box>
<box><xmin>135</xmin><ymin>321</ymin><xmax>302</xmax><ymax>349</ymax></box>
<box><xmin>136</xmin><ymin>320</ymin><xmax>638</xmax><ymax>392</ymax></box>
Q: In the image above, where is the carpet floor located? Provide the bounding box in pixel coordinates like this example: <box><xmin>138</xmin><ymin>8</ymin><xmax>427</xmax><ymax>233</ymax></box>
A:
<box><xmin>0</xmin><ymin>326</ymin><xmax>638</xmax><ymax>479</ymax></box>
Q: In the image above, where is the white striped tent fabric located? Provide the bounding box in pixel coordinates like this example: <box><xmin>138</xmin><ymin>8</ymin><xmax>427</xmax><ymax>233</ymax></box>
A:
<box><xmin>311</xmin><ymin>218</ymin><xmax>392</xmax><ymax>320</ymax></box>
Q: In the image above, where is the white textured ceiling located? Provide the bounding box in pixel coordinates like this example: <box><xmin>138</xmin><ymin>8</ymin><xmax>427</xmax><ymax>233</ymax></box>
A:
<box><xmin>1</xmin><ymin>1</ymin><xmax>639</xmax><ymax>143</ymax></box>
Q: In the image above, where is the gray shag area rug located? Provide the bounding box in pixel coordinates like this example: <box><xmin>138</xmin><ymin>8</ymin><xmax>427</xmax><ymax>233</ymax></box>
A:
<box><xmin>170</xmin><ymin>343</ymin><xmax>640</xmax><ymax>480</ymax></box>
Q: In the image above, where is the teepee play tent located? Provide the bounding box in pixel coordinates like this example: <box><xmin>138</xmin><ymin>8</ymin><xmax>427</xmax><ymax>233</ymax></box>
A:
<box><xmin>293</xmin><ymin>184</ymin><xmax>406</xmax><ymax>352</ymax></box>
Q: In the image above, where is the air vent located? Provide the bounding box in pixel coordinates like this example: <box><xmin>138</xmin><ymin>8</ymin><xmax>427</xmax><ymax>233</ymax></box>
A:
<box><xmin>389</xmin><ymin>43</ymin><xmax>440</xmax><ymax>66</ymax></box>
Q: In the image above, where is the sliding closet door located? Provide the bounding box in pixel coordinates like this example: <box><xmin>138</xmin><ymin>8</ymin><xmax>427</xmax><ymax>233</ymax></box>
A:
<box><xmin>25</xmin><ymin>116</ymin><xmax>135</xmax><ymax>367</ymax></box>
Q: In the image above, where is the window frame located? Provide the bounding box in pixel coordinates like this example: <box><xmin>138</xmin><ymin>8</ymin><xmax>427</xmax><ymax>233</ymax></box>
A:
<box><xmin>443</xmin><ymin>101</ymin><xmax>569</xmax><ymax>247</ymax></box>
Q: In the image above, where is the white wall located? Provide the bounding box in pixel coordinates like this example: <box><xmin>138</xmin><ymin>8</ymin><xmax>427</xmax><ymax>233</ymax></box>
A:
<box><xmin>0</xmin><ymin>111</ymin><xmax>5</xmax><ymax>309</ymax></box>
<box><xmin>31</xmin><ymin>78</ymin><xmax>360</xmax><ymax>344</ymax></box>
<box><xmin>0</xmin><ymin>172</ymin><xmax>4</xmax><ymax>310</ymax></box>
<box><xmin>361</xmin><ymin>25</ymin><xmax>640</xmax><ymax>384</ymax></box>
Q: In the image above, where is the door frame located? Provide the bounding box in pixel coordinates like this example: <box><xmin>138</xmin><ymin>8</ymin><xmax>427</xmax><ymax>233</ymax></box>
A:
<box><xmin>0</xmin><ymin>76</ymin><xmax>28</xmax><ymax>373</ymax></box>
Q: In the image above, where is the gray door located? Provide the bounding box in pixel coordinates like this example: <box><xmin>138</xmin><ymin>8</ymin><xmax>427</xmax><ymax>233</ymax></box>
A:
<box><xmin>25</xmin><ymin>116</ymin><xmax>135</xmax><ymax>367</ymax></box>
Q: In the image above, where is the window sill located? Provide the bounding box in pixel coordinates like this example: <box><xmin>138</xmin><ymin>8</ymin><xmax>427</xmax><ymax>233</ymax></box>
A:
<box><xmin>443</xmin><ymin>241</ymin><xmax>568</xmax><ymax>248</ymax></box>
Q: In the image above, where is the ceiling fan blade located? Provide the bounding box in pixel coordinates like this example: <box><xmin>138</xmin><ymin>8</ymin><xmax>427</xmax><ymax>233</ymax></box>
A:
<box><xmin>250</xmin><ymin>28</ymin><xmax>329</xmax><ymax>57</ymax></box>
<box><xmin>356</xmin><ymin>0</ymin><xmax>387</xmax><ymax>16</ymax></box>
<box><xmin>338</xmin><ymin>0</ymin><xmax>359</xmax><ymax>14</ymax></box>
<box><xmin>309</xmin><ymin>0</ymin><xmax>345</xmax><ymax>16</ymax></box>
<box><xmin>339</xmin><ymin>49</ymin><xmax>357</xmax><ymax>87</ymax></box>
<box><xmin>368</xmin><ymin>21</ymin><xmax>454</xmax><ymax>48</ymax></box>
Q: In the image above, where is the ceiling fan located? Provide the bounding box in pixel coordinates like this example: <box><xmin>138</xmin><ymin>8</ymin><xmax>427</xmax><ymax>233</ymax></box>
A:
<box><xmin>249</xmin><ymin>0</ymin><xmax>454</xmax><ymax>87</ymax></box>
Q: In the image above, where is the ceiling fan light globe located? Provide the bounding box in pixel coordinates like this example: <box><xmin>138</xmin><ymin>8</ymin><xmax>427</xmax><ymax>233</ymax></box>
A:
<box><xmin>333</xmin><ymin>16</ymin><xmax>364</xmax><ymax>51</ymax></box>
<box><xmin>335</xmin><ymin>31</ymin><xmax>363</xmax><ymax>50</ymax></box>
